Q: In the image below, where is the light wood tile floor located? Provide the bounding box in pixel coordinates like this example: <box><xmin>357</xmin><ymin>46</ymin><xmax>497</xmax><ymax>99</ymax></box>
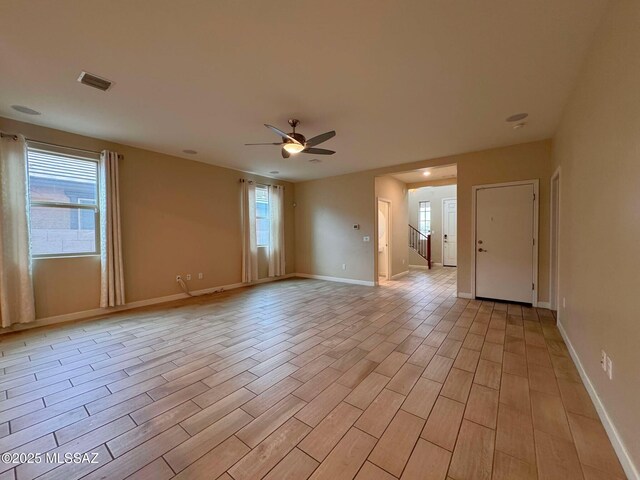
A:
<box><xmin>0</xmin><ymin>268</ymin><xmax>626</xmax><ymax>479</ymax></box>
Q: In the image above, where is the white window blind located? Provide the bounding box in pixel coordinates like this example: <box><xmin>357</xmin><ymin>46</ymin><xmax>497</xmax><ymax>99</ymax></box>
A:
<box><xmin>256</xmin><ymin>184</ymin><xmax>270</xmax><ymax>247</ymax></box>
<box><xmin>418</xmin><ymin>201</ymin><xmax>431</xmax><ymax>235</ymax></box>
<box><xmin>27</xmin><ymin>146</ymin><xmax>100</xmax><ymax>257</ymax></box>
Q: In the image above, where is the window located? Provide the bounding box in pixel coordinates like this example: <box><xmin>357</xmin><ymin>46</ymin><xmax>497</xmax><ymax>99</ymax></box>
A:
<box><xmin>256</xmin><ymin>185</ymin><xmax>270</xmax><ymax>247</ymax></box>
<box><xmin>418</xmin><ymin>201</ymin><xmax>431</xmax><ymax>235</ymax></box>
<box><xmin>27</xmin><ymin>146</ymin><xmax>100</xmax><ymax>257</ymax></box>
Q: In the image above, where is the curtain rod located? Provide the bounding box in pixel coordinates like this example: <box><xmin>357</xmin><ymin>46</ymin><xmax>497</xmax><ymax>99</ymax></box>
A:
<box><xmin>239</xmin><ymin>178</ymin><xmax>284</xmax><ymax>189</ymax></box>
<box><xmin>1</xmin><ymin>131</ymin><xmax>124</xmax><ymax>159</ymax></box>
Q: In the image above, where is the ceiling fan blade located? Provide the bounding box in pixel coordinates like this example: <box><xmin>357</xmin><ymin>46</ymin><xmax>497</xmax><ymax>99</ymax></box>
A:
<box><xmin>305</xmin><ymin>130</ymin><xmax>336</xmax><ymax>147</ymax></box>
<box><xmin>303</xmin><ymin>147</ymin><xmax>335</xmax><ymax>155</ymax></box>
<box><xmin>265</xmin><ymin>124</ymin><xmax>302</xmax><ymax>145</ymax></box>
<box><xmin>281</xmin><ymin>148</ymin><xmax>290</xmax><ymax>159</ymax></box>
<box><xmin>244</xmin><ymin>142</ymin><xmax>283</xmax><ymax>146</ymax></box>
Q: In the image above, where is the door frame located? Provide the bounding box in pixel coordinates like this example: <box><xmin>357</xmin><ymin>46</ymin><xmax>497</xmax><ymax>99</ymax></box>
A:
<box><xmin>376</xmin><ymin>197</ymin><xmax>392</xmax><ymax>282</ymax></box>
<box><xmin>549</xmin><ymin>167</ymin><xmax>561</xmax><ymax>312</ymax></box>
<box><xmin>441</xmin><ymin>197</ymin><xmax>457</xmax><ymax>267</ymax></box>
<box><xmin>471</xmin><ymin>179</ymin><xmax>540</xmax><ymax>306</ymax></box>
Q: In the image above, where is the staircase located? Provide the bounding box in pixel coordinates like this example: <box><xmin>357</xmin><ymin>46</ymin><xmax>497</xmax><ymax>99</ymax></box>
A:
<box><xmin>409</xmin><ymin>225</ymin><xmax>432</xmax><ymax>269</ymax></box>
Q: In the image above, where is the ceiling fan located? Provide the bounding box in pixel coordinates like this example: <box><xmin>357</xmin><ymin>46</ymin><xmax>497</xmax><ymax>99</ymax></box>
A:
<box><xmin>245</xmin><ymin>119</ymin><xmax>336</xmax><ymax>158</ymax></box>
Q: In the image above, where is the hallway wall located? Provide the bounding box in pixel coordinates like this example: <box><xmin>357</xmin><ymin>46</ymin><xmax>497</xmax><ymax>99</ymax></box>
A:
<box><xmin>552</xmin><ymin>0</ymin><xmax>640</xmax><ymax>472</ymax></box>
<box><xmin>375</xmin><ymin>176</ymin><xmax>409</xmax><ymax>278</ymax></box>
<box><xmin>408</xmin><ymin>184</ymin><xmax>457</xmax><ymax>265</ymax></box>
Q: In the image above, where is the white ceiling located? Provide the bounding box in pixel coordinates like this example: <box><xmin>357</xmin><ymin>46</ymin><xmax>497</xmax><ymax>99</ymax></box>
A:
<box><xmin>0</xmin><ymin>0</ymin><xmax>608</xmax><ymax>181</ymax></box>
<box><xmin>390</xmin><ymin>165</ymin><xmax>457</xmax><ymax>184</ymax></box>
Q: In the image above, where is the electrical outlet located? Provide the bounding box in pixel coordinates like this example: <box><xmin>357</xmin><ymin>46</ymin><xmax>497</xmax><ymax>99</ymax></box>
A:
<box><xmin>607</xmin><ymin>356</ymin><xmax>613</xmax><ymax>380</ymax></box>
<box><xmin>601</xmin><ymin>350</ymin><xmax>607</xmax><ymax>371</ymax></box>
<box><xmin>176</xmin><ymin>275</ymin><xmax>182</xmax><ymax>282</ymax></box>
<box><xmin>363</xmin><ymin>236</ymin><xmax>370</xmax><ymax>242</ymax></box>
<box><xmin>402</xmin><ymin>259</ymin><xmax>405</xmax><ymax>265</ymax></box>
<box><xmin>186</xmin><ymin>274</ymin><xmax>191</xmax><ymax>281</ymax></box>
<box><xmin>198</xmin><ymin>273</ymin><xmax>203</xmax><ymax>280</ymax></box>
<box><xmin>342</xmin><ymin>264</ymin><xmax>346</xmax><ymax>270</ymax></box>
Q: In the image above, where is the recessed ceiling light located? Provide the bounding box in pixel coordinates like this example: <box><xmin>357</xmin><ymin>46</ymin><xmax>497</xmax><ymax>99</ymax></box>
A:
<box><xmin>270</xmin><ymin>171</ymin><xmax>279</xmax><ymax>175</ymax></box>
<box><xmin>422</xmin><ymin>171</ymin><xmax>432</xmax><ymax>177</ymax></box>
<box><xmin>512</xmin><ymin>122</ymin><xmax>527</xmax><ymax>130</ymax></box>
<box><xmin>506</xmin><ymin>113</ymin><xmax>528</xmax><ymax>122</ymax></box>
<box><xmin>11</xmin><ymin>105</ymin><xmax>41</xmax><ymax>115</ymax></box>
<box><xmin>182</xmin><ymin>149</ymin><xmax>197</xmax><ymax>154</ymax></box>
<box><xmin>308</xmin><ymin>158</ymin><xmax>322</xmax><ymax>163</ymax></box>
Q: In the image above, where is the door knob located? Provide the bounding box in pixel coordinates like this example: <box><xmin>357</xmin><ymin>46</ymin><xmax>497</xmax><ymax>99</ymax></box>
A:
<box><xmin>478</xmin><ymin>248</ymin><xmax>487</xmax><ymax>252</ymax></box>
<box><xmin>477</xmin><ymin>240</ymin><xmax>483</xmax><ymax>244</ymax></box>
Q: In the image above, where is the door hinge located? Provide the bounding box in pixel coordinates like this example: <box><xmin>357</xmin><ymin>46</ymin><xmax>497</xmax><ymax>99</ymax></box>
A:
<box><xmin>532</xmin><ymin>282</ymin><xmax>535</xmax><ymax>290</ymax></box>
<box><xmin>533</xmin><ymin>193</ymin><xmax>536</xmax><ymax>201</ymax></box>
<box><xmin>533</xmin><ymin>238</ymin><xmax>535</xmax><ymax>246</ymax></box>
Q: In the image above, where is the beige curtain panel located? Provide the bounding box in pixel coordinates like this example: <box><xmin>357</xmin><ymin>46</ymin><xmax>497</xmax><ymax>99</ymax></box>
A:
<box><xmin>0</xmin><ymin>134</ymin><xmax>36</xmax><ymax>327</ymax></box>
<box><xmin>268</xmin><ymin>184</ymin><xmax>285</xmax><ymax>277</ymax></box>
<box><xmin>241</xmin><ymin>179</ymin><xmax>258</xmax><ymax>283</ymax></box>
<box><xmin>99</xmin><ymin>150</ymin><xmax>125</xmax><ymax>308</ymax></box>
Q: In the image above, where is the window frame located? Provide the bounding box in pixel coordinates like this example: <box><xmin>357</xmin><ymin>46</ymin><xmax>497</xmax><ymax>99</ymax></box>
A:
<box><xmin>418</xmin><ymin>200</ymin><xmax>431</xmax><ymax>236</ymax></box>
<box><xmin>27</xmin><ymin>145</ymin><xmax>101</xmax><ymax>259</ymax></box>
<box><xmin>255</xmin><ymin>184</ymin><xmax>270</xmax><ymax>248</ymax></box>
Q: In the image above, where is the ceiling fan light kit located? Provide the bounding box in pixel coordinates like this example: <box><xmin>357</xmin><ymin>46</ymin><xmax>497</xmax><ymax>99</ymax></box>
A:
<box><xmin>245</xmin><ymin>119</ymin><xmax>336</xmax><ymax>159</ymax></box>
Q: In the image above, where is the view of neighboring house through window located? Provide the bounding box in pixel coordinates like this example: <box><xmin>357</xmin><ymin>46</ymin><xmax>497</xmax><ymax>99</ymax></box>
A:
<box><xmin>27</xmin><ymin>146</ymin><xmax>100</xmax><ymax>257</ymax></box>
<box><xmin>419</xmin><ymin>201</ymin><xmax>431</xmax><ymax>235</ymax></box>
<box><xmin>256</xmin><ymin>184</ymin><xmax>270</xmax><ymax>247</ymax></box>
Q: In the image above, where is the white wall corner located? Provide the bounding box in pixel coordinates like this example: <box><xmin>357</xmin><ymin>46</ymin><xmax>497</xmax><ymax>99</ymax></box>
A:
<box><xmin>557</xmin><ymin>321</ymin><xmax>639</xmax><ymax>480</ymax></box>
<box><xmin>457</xmin><ymin>292</ymin><xmax>473</xmax><ymax>299</ymax></box>
<box><xmin>536</xmin><ymin>301</ymin><xmax>551</xmax><ymax>309</ymax></box>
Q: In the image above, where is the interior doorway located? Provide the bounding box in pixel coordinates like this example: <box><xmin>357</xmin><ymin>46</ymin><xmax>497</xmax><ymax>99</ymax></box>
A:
<box><xmin>442</xmin><ymin>197</ymin><xmax>457</xmax><ymax>267</ymax></box>
<box><xmin>473</xmin><ymin>180</ymin><xmax>539</xmax><ymax>305</ymax></box>
<box><xmin>377</xmin><ymin>198</ymin><xmax>391</xmax><ymax>280</ymax></box>
<box><xmin>550</xmin><ymin>168</ymin><xmax>561</xmax><ymax>311</ymax></box>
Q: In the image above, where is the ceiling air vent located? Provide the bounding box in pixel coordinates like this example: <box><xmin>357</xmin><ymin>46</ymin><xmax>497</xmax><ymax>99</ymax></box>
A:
<box><xmin>77</xmin><ymin>71</ymin><xmax>113</xmax><ymax>91</ymax></box>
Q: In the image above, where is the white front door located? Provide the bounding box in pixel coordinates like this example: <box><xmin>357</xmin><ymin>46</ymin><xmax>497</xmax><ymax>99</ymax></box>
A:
<box><xmin>475</xmin><ymin>184</ymin><xmax>535</xmax><ymax>303</ymax></box>
<box><xmin>442</xmin><ymin>198</ymin><xmax>457</xmax><ymax>267</ymax></box>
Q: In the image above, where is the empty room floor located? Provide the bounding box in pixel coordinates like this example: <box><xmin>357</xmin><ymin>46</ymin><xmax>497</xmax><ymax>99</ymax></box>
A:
<box><xmin>0</xmin><ymin>268</ymin><xmax>625</xmax><ymax>480</ymax></box>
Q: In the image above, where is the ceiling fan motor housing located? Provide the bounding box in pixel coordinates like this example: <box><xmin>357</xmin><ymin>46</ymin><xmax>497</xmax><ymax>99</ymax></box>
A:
<box><xmin>286</xmin><ymin>132</ymin><xmax>306</xmax><ymax>145</ymax></box>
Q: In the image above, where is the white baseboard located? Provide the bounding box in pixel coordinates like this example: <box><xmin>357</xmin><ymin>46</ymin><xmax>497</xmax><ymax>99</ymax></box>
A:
<box><xmin>408</xmin><ymin>264</ymin><xmax>429</xmax><ymax>270</ymax></box>
<box><xmin>431</xmin><ymin>262</ymin><xmax>443</xmax><ymax>267</ymax></box>
<box><xmin>295</xmin><ymin>273</ymin><xmax>375</xmax><ymax>287</ymax></box>
<box><xmin>457</xmin><ymin>292</ymin><xmax>473</xmax><ymax>299</ymax></box>
<box><xmin>391</xmin><ymin>271</ymin><xmax>409</xmax><ymax>280</ymax></box>
<box><xmin>557</xmin><ymin>321</ymin><xmax>638</xmax><ymax>480</ymax></box>
<box><xmin>536</xmin><ymin>301</ymin><xmax>551</xmax><ymax>309</ymax></box>
<box><xmin>2</xmin><ymin>274</ymin><xmax>295</xmax><ymax>335</ymax></box>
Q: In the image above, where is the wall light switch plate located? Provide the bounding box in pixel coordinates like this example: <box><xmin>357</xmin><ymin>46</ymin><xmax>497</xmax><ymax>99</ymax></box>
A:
<box><xmin>198</xmin><ymin>273</ymin><xmax>203</xmax><ymax>280</ymax></box>
<box><xmin>342</xmin><ymin>264</ymin><xmax>346</xmax><ymax>270</ymax></box>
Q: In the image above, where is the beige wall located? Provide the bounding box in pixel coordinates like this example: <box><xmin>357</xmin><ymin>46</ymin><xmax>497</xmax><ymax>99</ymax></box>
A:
<box><xmin>0</xmin><ymin>117</ymin><xmax>295</xmax><ymax>320</ymax></box>
<box><xmin>552</xmin><ymin>0</ymin><xmax>640</xmax><ymax>469</ymax></box>
<box><xmin>408</xmin><ymin>184</ymin><xmax>457</xmax><ymax>265</ymax></box>
<box><xmin>296</xmin><ymin>140</ymin><xmax>551</xmax><ymax>299</ymax></box>
<box><xmin>294</xmin><ymin>172</ymin><xmax>374</xmax><ymax>282</ymax></box>
<box><xmin>375</xmin><ymin>176</ymin><xmax>409</xmax><ymax>278</ymax></box>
